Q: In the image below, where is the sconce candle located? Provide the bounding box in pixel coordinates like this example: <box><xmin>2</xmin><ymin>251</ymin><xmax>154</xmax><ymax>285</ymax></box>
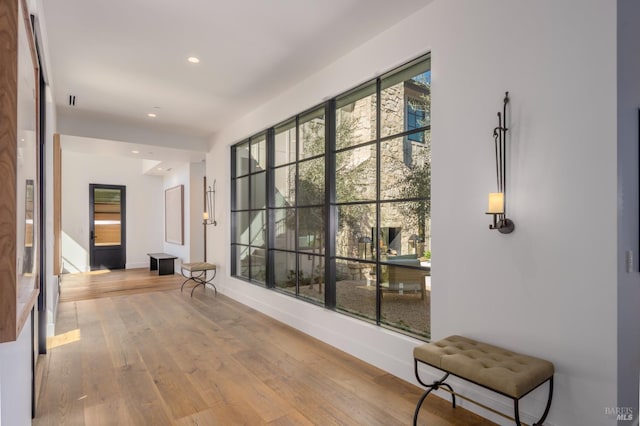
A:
<box><xmin>203</xmin><ymin>212</ymin><xmax>209</xmax><ymax>220</ymax></box>
<box><xmin>487</xmin><ymin>193</ymin><xmax>504</xmax><ymax>214</ymax></box>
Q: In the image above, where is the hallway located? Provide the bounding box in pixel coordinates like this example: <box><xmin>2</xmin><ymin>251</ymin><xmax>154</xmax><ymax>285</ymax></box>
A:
<box><xmin>34</xmin><ymin>270</ymin><xmax>491</xmax><ymax>425</ymax></box>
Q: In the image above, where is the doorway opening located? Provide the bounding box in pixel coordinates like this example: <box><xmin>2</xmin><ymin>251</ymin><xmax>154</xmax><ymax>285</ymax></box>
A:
<box><xmin>89</xmin><ymin>184</ymin><xmax>126</xmax><ymax>270</ymax></box>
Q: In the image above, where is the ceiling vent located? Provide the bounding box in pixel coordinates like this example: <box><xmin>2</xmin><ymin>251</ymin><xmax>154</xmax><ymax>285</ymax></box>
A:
<box><xmin>68</xmin><ymin>95</ymin><xmax>76</xmax><ymax>106</ymax></box>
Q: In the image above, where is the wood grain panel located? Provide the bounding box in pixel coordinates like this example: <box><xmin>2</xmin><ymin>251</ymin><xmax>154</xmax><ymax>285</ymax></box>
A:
<box><xmin>53</xmin><ymin>133</ymin><xmax>61</xmax><ymax>275</ymax></box>
<box><xmin>0</xmin><ymin>0</ymin><xmax>19</xmax><ymax>342</ymax></box>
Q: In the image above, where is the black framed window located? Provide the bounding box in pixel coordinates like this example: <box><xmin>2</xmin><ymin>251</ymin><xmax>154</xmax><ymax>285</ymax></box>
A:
<box><xmin>231</xmin><ymin>133</ymin><xmax>267</xmax><ymax>284</ymax></box>
<box><xmin>334</xmin><ymin>56</ymin><xmax>431</xmax><ymax>338</ymax></box>
<box><xmin>231</xmin><ymin>53</ymin><xmax>431</xmax><ymax>339</ymax></box>
<box><xmin>271</xmin><ymin>108</ymin><xmax>326</xmax><ymax>305</ymax></box>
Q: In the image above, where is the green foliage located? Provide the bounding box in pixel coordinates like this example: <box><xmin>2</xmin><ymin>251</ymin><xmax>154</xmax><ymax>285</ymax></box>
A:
<box><xmin>398</xmin><ymin>161</ymin><xmax>431</xmax><ymax>237</ymax></box>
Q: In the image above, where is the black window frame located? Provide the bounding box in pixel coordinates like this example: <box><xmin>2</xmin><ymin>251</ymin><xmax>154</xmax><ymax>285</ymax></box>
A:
<box><xmin>230</xmin><ymin>52</ymin><xmax>431</xmax><ymax>339</ymax></box>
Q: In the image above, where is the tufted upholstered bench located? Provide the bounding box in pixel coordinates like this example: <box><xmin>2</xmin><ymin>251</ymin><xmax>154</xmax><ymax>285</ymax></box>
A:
<box><xmin>180</xmin><ymin>262</ymin><xmax>217</xmax><ymax>297</ymax></box>
<box><xmin>413</xmin><ymin>335</ymin><xmax>554</xmax><ymax>425</ymax></box>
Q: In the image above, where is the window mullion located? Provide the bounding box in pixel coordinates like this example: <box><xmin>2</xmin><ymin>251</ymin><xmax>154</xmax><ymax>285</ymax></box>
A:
<box><xmin>325</xmin><ymin>99</ymin><xmax>336</xmax><ymax>309</ymax></box>
<box><xmin>267</xmin><ymin>128</ymin><xmax>275</xmax><ymax>288</ymax></box>
<box><xmin>375</xmin><ymin>77</ymin><xmax>382</xmax><ymax>325</ymax></box>
<box><xmin>295</xmin><ymin>115</ymin><xmax>300</xmax><ymax>295</ymax></box>
<box><xmin>247</xmin><ymin>139</ymin><xmax>253</xmax><ymax>281</ymax></box>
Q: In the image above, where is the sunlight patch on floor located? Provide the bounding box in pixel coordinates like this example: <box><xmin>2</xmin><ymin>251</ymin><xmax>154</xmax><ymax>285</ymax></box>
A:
<box><xmin>47</xmin><ymin>328</ymin><xmax>81</xmax><ymax>349</ymax></box>
<box><xmin>86</xmin><ymin>269</ymin><xmax>111</xmax><ymax>275</ymax></box>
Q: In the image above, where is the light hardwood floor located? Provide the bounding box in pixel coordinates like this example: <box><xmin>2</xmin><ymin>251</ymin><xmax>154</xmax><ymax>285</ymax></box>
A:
<box><xmin>35</xmin><ymin>269</ymin><xmax>494</xmax><ymax>425</ymax></box>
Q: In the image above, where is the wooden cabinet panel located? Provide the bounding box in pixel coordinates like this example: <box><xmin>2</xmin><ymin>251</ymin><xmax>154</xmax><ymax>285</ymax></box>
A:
<box><xmin>0</xmin><ymin>0</ymin><xmax>39</xmax><ymax>342</ymax></box>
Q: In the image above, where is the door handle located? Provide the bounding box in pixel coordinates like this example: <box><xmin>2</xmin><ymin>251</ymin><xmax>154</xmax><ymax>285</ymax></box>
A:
<box><xmin>90</xmin><ymin>231</ymin><xmax>95</xmax><ymax>240</ymax></box>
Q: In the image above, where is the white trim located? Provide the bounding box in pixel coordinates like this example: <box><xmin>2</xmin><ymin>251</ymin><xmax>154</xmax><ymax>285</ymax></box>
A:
<box><xmin>216</xmin><ymin>276</ymin><xmax>555</xmax><ymax>425</ymax></box>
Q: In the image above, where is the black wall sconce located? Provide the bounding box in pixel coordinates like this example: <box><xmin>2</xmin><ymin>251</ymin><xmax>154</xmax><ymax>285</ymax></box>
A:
<box><xmin>486</xmin><ymin>92</ymin><xmax>515</xmax><ymax>234</ymax></box>
<box><xmin>358</xmin><ymin>236</ymin><xmax>373</xmax><ymax>259</ymax></box>
<box><xmin>203</xmin><ymin>179</ymin><xmax>217</xmax><ymax>226</ymax></box>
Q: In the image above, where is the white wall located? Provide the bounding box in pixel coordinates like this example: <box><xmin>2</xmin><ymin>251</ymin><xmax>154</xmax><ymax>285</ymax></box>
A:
<box><xmin>61</xmin><ymin>148</ymin><xmax>164</xmax><ymax>271</ymax></box>
<box><xmin>163</xmin><ymin>163</ymin><xmax>189</xmax><ymax>263</ymax></box>
<box><xmin>44</xmin><ymin>87</ymin><xmax>58</xmax><ymax>336</ymax></box>
<box><xmin>0</xmin><ymin>315</ymin><xmax>32</xmax><ymax>426</ymax></box>
<box><xmin>617</xmin><ymin>0</ymin><xmax>640</xmax><ymax>417</ymax></box>
<box><xmin>162</xmin><ymin>162</ymin><xmax>205</xmax><ymax>264</ymax></box>
<box><xmin>209</xmin><ymin>1</ymin><xmax>620</xmax><ymax>425</ymax></box>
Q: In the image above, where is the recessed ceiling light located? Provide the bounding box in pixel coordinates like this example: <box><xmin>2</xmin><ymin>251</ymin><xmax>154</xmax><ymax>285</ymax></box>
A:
<box><xmin>156</xmin><ymin>167</ymin><xmax>163</xmax><ymax>171</ymax></box>
<box><xmin>131</xmin><ymin>150</ymin><xmax>140</xmax><ymax>154</ymax></box>
<box><xmin>147</xmin><ymin>113</ymin><xmax>157</xmax><ymax>118</ymax></box>
<box><xmin>188</xmin><ymin>56</ymin><xmax>200</xmax><ymax>64</ymax></box>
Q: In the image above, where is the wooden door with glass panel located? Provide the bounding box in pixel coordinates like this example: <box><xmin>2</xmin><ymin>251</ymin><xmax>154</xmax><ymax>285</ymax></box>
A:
<box><xmin>89</xmin><ymin>184</ymin><xmax>126</xmax><ymax>270</ymax></box>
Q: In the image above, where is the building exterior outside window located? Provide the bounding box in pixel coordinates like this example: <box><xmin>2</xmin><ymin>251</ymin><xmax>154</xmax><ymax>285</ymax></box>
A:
<box><xmin>231</xmin><ymin>54</ymin><xmax>431</xmax><ymax>339</ymax></box>
<box><xmin>231</xmin><ymin>133</ymin><xmax>267</xmax><ymax>285</ymax></box>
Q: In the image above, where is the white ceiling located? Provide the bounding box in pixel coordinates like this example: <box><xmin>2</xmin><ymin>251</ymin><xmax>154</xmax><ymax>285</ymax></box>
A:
<box><xmin>61</xmin><ymin>135</ymin><xmax>205</xmax><ymax>176</ymax></box>
<box><xmin>41</xmin><ymin>0</ymin><xmax>430</xmax><ymax>143</ymax></box>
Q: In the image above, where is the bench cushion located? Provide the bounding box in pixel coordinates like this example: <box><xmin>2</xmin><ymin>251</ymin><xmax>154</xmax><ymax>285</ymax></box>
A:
<box><xmin>182</xmin><ymin>262</ymin><xmax>216</xmax><ymax>272</ymax></box>
<box><xmin>414</xmin><ymin>335</ymin><xmax>554</xmax><ymax>399</ymax></box>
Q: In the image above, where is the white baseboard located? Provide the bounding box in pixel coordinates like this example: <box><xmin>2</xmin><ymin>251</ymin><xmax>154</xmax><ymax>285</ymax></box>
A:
<box><xmin>216</xmin><ymin>276</ymin><xmax>556</xmax><ymax>426</ymax></box>
<box><xmin>126</xmin><ymin>262</ymin><xmax>147</xmax><ymax>269</ymax></box>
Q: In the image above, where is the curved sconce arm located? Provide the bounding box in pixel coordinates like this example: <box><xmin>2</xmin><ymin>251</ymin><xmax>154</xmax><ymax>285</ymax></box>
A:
<box><xmin>485</xmin><ymin>92</ymin><xmax>515</xmax><ymax>234</ymax></box>
<box><xmin>203</xmin><ymin>180</ymin><xmax>217</xmax><ymax>226</ymax></box>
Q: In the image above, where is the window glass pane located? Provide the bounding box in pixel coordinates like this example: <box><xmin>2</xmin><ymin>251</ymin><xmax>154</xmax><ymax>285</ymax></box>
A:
<box><xmin>235</xmin><ymin>176</ymin><xmax>249</xmax><ymax>210</ymax></box>
<box><xmin>300</xmin><ymin>108</ymin><xmax>325</xmax><ymax>159</ymax></box>
<box><xmin>250</xmin><ymin>134</ymin><xmax>267</xmax><ymax>172</ymax></box>
<box><xmin>336</xmin><ymin>84</ymin><xmax>376</xmax><ymax>149</ymax></box>
<box><xmin>298</xmin><ymin>207</ymin><xmax>324</xmax><ymax>254</ymax></box>
<box><xmin>233</xmin><ymin>212</ymin><xmax>250</xmax><ymax>245</ymax></box>
<box><xmin>337</xmin><ymin>204</ymin><xmax>376</xmax><ymax>259</ymax></box>
<box><xmin>93</xmin><ymin>188</ymin><xmax>121</xmax><ymax>246</ymax></box>
<box><xmin>380</xmin><ymin>263</ymin><xmax>430</xmax><ymax>338</ymax></box>
<box><xmin>381</xmin><ymin>59</ymin><xmax>431</xmax><ymax>138</ymax></box>
<box><xmin>250</xmin><ymin>211</ymin><xmax>266</xmax><ymax>248</ymax></box>
<box><xmin>236</xmin><ymin>245</ymin><xmax>250</xmax><ymax>279</ymax></box>
<box><xmin>336</xmin><ymin>145</ymin><xmax>376</xmax><ymax>203</ymax></box>
<box><xmin>274</xmin><ymin>251</ymin><xmax>297</xmax><ymax>294</ymax></box>
<box><xmin>274</xmin><ymin>121</ymin><xmax>296</xmax><ymax>166</ymax></box>
<box><xmin>250</xmin><ymin>172</ymin><xmax>266</xmax><ymax>209</ymax></box>
<box><xmin>336</xmin><ymin>259</ymin><xmax>376</xmax><ymax>321</ymax></box>
<box><xmin>273</xmin><ymin>208</ymin><xmax>296</xmax><ymax>251</ymax></box>
<box><xmin>249</xmin><ymin>247</ymin><xmax>267</xmax><ymax>285</ymax></box>
<box><xmin>274</xmin><ymin>165</ymin><xmax>296</xmax><ymax>208</ymax></box>
<box><xmin>380</xmin><ymin>131</ymin><xmax>430</xmax><ymax>201</ymax></box>
<box><xmin>298</xmin><ymin>254</ymin><xmax>324</xmax><ymax>304</ymax></box>
<box><xmin>230</xmin><ymin>54</ymin><xmax>433</xmax><ymax>340</ymax></box>
<box><xmin>298</xmin><ymin>157</ymin><xmax>324</xmax><ymax>206</ymax></box>
<box><xmin>235</xmin><ymin>142</ymin><xmax>249</xmax><ymax>176</ymax></box>
<box><xmin>380</xmin><ymin>202</ymin><xmax>429</xmax><ymax>258</ymax></box>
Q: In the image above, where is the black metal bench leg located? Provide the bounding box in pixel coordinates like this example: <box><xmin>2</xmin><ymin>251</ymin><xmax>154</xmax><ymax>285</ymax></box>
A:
<box><xmin>189</xmin><ymin>271</ymin><xmax>205</xmax><ymax>297</ymax></box>
<box><xmin>413</xmin><ymin>367</ymin><xmax>451</xmax><ymax>426</ymax></box>
<box><xmin>180</xmin><ymin>276</ymin><xmax>193</xmax><ymax>292</ymax></box>
<box><xmin>439</xmin><ymin>383</ymin><xmax>456</xmax><ymax>408</ymax></box>
<box><xmin>514</xmin><ymin>399</ymin><xmax>522</xmax><ymax>426</ymax></box>
<box><xmin>190</xmin><ymin>282</ymin><xmax>203</xmax><ymax>297</ymax></box>
<box><xmin>187</xmin><ymin>270</ymin><xmax>217</xmax><ymax>297</ymax></box>
<box><xmin>533</xmin><ymin>377</ymin><xmax>554</xmax><ymax>425</ymax></box>
<box><xmin>514</xmin><ymin>376</ymin><xmax>553</xmax><ymax>426</ymax></box>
